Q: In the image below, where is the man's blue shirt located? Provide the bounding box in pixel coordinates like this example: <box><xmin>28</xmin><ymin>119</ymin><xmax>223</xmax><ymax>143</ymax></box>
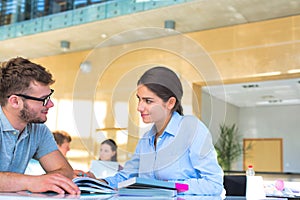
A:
<box><xmin>0</xmin><ymin>107</ymin><xmax>58</xmax><ymax>173</ymax></box>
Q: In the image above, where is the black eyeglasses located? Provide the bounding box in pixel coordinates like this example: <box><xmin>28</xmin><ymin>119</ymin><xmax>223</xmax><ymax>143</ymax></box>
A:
<box><xmin>12</xmin><ymin>89</ymin><xmax>54</xmax><ymax>106</ymax></box>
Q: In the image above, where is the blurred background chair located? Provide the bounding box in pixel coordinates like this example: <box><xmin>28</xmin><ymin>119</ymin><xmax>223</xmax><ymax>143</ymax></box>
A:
<box><xmin>223</xmin><ymin>175</ymin><xmax>247</xmax><ymax>196</ymax></box>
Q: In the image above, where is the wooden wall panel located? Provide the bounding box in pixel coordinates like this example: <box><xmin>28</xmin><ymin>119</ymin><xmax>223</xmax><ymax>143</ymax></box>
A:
<box><xmin>243</xmin><ymin>138</ymin><xmax>283</xmax><ymax>172</ymax></box>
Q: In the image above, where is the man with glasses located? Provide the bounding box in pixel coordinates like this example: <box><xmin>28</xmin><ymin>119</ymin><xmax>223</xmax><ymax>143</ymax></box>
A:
<box><xmin>0</xmin><ymin>57</ymin><xmax>80</xmax><ymax>195</ymax></box>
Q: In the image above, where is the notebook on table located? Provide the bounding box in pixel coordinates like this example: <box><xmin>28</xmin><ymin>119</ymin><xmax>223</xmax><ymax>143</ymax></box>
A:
<box><xmin>89</xmin><ymin>160</ymin><xmax>119</xmax><ymax>179</ymax></box>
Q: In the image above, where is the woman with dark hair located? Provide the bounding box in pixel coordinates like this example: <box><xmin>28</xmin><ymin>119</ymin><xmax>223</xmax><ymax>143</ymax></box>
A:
<box><xmin>79</xmin><ymin>66</ymin><xmax>223</xmax><ymax>195</ymax></box>
<box><xmin>99</xmin><ymin>139</ymin><xmax>117</xmax><ymax>162</ymax></box>
<box><xmin>99</xmin><ymin>139</ymin><xmax>123</xmax><ymax>170</ymax></box>
<box><xmin>74</xmin><ymin>139</ymin><xmax>123</xmax><ymax>178</ymax></box>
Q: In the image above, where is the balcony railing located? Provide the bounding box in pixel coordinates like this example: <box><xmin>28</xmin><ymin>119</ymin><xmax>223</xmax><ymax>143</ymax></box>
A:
<box><xmin>0</xmin><ymin>0</ymin><xmax>193</xmax><ymax>41</ymax></box>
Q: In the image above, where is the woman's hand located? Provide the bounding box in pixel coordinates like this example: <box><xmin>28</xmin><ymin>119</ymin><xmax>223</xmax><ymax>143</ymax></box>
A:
<box><xmin>73</xmin><ymin>170</ymin><xmax>96</xmax><ymax>179</ymax></box>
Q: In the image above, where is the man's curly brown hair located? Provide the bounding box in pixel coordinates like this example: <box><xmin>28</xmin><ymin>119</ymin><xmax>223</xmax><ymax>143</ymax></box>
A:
<box><xmin>0</xmin><ymin>57</ymin><xmax>55</xmax><ymax>106</ymax></box>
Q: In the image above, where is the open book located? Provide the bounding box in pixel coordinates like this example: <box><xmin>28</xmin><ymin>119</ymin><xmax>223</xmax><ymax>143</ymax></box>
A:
<box><xmin>73</xmin><ymin>177</ymin><xmax>116</xmax><ymax>194</ymax></box>
<box><xmin>117</xmin><ymin>177</ymin><xmax>188</xmax><ymax>197</ymax></box>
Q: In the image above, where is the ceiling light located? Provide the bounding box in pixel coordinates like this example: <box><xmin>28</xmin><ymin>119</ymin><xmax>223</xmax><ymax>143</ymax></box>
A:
<box><xmin>261</xmin><ymin>95</ymin><xmax>275</xmax><ymax>100</ymax></box>
<box><xmin>268</xmin><ymin>99</ymin><xmax>282</xmax><ymax>104</ymax></box>
<box><xmin>101</xmin><ymin>33</ymin><xmax>107</xmax><ymax>38</ymax></box>
<box><xmin>242</xmin><ymin>84</ymin><xmax>259</xmax><ymax>88</ymax></box>
<box><xmin>288</xmin><ymin>69</ymin><xmax>300</xmax><ymax>74</ymax></box>
<box><xmin>80</xmin><ymin>61</ymin><xmax>92</xmax><ymax>73</ymax></box>
<box><xmin>60</xmin><ymin>40</ymin><xmax>70</xmax><ymax>52</ymax></box>
<box><xmin>164</xmin><ymin>20</ymin><xmax>175</xmax><ymax>30</ymax></box>
<box><xmin>255</xmin><ymin>71</ymin><xmax>281</xmax><ymax>76</ymax></box>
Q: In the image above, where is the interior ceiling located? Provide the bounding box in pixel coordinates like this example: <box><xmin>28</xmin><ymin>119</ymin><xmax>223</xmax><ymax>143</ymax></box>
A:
<box><xmin>2</xmin><ymin>0</ymin><xmax>300</xmax><ymax>61</ymax></box>
<box><xmin>1</xmin><ymin>0</ymin><xmax>300</xmax><ymax>107</ymax></box>
<box><xmin>202</xmin><ymin>78</ymin><xmax>300</xmax><ymax>107</ymax></box>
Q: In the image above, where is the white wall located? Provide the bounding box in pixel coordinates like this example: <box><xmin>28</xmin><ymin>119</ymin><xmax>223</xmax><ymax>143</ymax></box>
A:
<box><xmin>202</xmin><ymin>91</ymin><xmax>300</xmax><ymax>172</ymax></box>
<box><xmin>201</xmin><ymin>91</ymin><xmax>239</xmax><ymax>143</ymax></box>
<box><xmin>239</xmin><ymin>105</ymin><xmax>300</xmax><ymax>172</ymax></box>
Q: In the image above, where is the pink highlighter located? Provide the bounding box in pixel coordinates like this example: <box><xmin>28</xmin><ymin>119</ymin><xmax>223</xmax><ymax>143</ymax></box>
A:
<box><xmin>275</xmin><ymin>179</ymin><xmax>284</xmax><ymax>191</ymax></box>
<box><xmin>175</xmin><ymin>182</ymin><xmax>189</xmax><ymax>193</ymax></box>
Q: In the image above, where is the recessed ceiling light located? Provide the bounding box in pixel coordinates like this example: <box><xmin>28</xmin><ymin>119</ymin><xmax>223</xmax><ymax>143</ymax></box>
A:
<box><xmin>268</xmin><ymin>99</ymin><xmax>282</xmax><ymax>104</ymax></box>
<box><xmin>164</xmin><ymin>20</ymin><xmax>176</xmax><ymax>30</ymax></box>
<box><xmin>60</xmin><ymin>40</ymin><xmax>70</xmax><ymax>52</ymax></box>
<box><xmin>261</xmin><ymin>95</ymin><xmax>275</xmax><ymax>100</ymax></box>
<box><xmin>101</xmin><ymin>33</ymin><xmax>107</xmax><ymax>38</ymax></box>
<box><xmin>242</xmin><ymin>84</ymin><xmax>259</xmax><ymax>88</ymax></box>
<box><xmin>288</xmin><ymin>69</ymin><xmax>300</xmax><ymax>74</ymax></box>
<box><xmin>255</xmin><ymin>71</ymin><xmax>281</xmax><ymax>76</ymax></box>
<box><xmin>80</xmin><ymin>61</ymin><xmax>92</xmax><ymax>73</ymax></box>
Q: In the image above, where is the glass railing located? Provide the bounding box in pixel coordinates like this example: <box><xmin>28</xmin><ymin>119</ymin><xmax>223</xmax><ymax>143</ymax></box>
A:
<box><xmin>0</xmin><ymin>0</ymin><xmax>193</xmax><ymax>41</ymax></box>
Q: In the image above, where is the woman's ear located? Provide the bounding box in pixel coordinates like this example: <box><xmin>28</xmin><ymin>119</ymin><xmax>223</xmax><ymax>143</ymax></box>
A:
<box><xmin>167</xmin><ymin>97</ymin><xmax>176</xmax><ymax>110</ymax></box>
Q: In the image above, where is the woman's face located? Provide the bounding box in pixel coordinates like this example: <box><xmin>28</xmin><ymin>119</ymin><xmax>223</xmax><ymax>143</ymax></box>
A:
<box><xmin>136</xmin><ymin>84</ymin><xmax>173</xmax><ymax>125</ymax></box>
<box><xmin>99</xmin><ymin>143</ymin><xmax>116</xmax><ymax>161</ymax></box>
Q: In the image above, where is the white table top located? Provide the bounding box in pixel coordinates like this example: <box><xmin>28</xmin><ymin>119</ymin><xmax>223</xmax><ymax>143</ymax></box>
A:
<box><xmin>0</xmin><ymin>191</ymin><xmax>224</xmax><ymax>200</ymax></box>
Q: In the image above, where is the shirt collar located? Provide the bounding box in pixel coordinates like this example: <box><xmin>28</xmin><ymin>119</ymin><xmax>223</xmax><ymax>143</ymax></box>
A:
<box><xmin>0</xmin><ymin>107</ymin><xmax>29</xmax><ymax>138</ymax></box>
<box><xmin>0</xmin><ymin>107</ymin><xmax>17</xmax><ymax>132</ymax></box>
<box><xmin>148</xmin><ymin>111</ymin><xmax>182</xmax><ymax>139</ymax></box>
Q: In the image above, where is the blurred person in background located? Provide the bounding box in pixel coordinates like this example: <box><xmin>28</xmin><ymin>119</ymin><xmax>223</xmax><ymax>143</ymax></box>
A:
<box><xmin>74</xmin><ymin>139</ymin><xmax>123</xmax><ymax>178</ymax></box>
<box><xmin>98</xmin><ymin>139</ymin><xmax>123</xmax><ymax>171</ymax></box>
<box><xmin>53</xmin><ymin>130</ymin><xmax>72</xmax><ymax>157</ymax></box>
<box><xmin>25</xmin><ymin>130</ymin><xmax>72</xmax><ymax>175</ymax></box>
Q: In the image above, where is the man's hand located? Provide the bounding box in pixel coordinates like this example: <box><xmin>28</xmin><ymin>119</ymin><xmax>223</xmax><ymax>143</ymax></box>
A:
<box><xmin>26</xmin><ymin>173</ymin><xmax>80</xmax><ymax>195</ymax></box>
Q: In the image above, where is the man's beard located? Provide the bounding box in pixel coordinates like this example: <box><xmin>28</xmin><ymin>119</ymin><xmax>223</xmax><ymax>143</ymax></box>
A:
<box><xmin>20</xmin><ymin>102</ymin><xmax>46</xmax><ymax>123</ymax></box>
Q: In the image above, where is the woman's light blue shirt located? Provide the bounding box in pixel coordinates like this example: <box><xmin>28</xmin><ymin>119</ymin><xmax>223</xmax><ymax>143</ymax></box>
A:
<box><xmin>105</xmin><ymin>112</ymin><xmax>224</xmax><ymax>195</ymax></box>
